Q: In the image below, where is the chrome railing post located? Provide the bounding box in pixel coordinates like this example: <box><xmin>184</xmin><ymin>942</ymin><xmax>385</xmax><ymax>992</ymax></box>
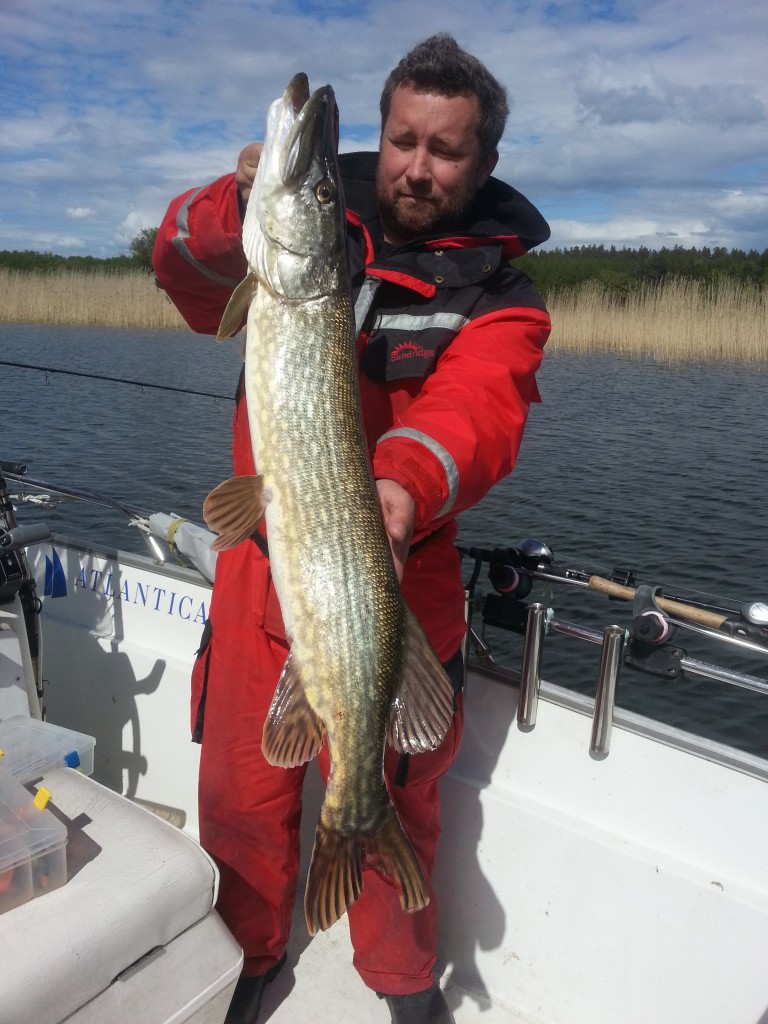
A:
<box><xmin>590</xmin><ymin>625</ymin><xmax>626</xmax><ymax>755</ymax></box>
<box><xmin>518</xmin><ymin>603</ymin><xmax>546</xmax><ymax>727</ymax></box>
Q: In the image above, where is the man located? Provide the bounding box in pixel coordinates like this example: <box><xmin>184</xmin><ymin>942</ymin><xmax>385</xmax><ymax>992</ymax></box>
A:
<box><xmin>153</xmin><ymin>33</ymin><xmax>550</xmax><ymax>1024</ymax></box>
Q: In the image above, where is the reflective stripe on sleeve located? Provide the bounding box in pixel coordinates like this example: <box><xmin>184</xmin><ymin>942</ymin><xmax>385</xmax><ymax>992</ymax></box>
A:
<box><xmin>171</xmin><ymin>188</ymin><xmax>243</xmax><ymax>287</ymax></box>
<box><xmin>372</xmin><ymin>311</ymin><xmax>469</xmax><ymax>333</ymax></box>
<box><xmin>377</xmin><ymin>427</ymin><xmax>459</xmax><ymax>518</ymax></box>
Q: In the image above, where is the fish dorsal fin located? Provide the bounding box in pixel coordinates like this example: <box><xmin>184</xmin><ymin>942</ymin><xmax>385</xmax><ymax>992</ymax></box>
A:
<box><xmin>216</xmin><ymin>273</ymin><xmax>258</xmax><ymax>341</ymax></box>
<box><xmin>263</xmin><ymin>652</ymin><xmax>326</xmax><ymax>768</ymax></box>
<box><xmin>386</xmin><ymin>607</ymin><xmax>456</xmax><ymax>755</ymax></box>
<box><xmin>203</xmin><ymin>475</ymin><xmax>267</xmax><ymax>551</ymax></box>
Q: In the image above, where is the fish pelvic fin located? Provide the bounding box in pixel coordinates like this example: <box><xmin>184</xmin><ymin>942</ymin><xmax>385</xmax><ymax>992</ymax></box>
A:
<box><xmin>216</xmin><ymin>273</ymin><xmax>258</xmax><ymax>341</ymax></box>
<box><xmin>386</xmin><ymin>606</ymin><xmax>456</xmax><ymax>755</ymax></box>
<box><xmin>304</xmin><ymin>806</ymin><xmax>429</xmax><ymax>936</ymax></box>
<box><xmin>203</xmin><ymin>475</ymin><xmax>267</xmax><ymax>550</ymax></box>
<box><xmin>262</xmin><ymin>651</ymin><xmax>326</xmax><ymax>767</ymax></box>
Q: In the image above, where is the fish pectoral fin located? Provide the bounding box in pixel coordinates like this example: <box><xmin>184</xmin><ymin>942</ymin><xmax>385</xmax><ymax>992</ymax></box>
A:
<box><xmin>304</xmin><ymin>807</ymin><xmax>428</xmax><ymax>936</ymax></box>
<box><xmin>386</xmin><ymin>607</ymin><xmax>456</xmax><ymax>755</ymax></box>
<box><xmin>203</xmin><ymin>475</ymin><xmax>267</xmax><ymax>551</ymax></box>
<box><xmin>262</xmin><ymin>652</ymin><xmax>326</xmax><ymax>768</ymax></box>
<box><xmin>216</xmin><ymin>272</ymin><xmax>258</xmax><ymax>341</ymax></box>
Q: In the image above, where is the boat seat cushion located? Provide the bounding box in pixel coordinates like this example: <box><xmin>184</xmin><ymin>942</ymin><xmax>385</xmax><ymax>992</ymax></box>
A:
<box><xmin>0</xmin><ymin>768</ymin><xmax>221</xmax><ymax>1024</ymax></box>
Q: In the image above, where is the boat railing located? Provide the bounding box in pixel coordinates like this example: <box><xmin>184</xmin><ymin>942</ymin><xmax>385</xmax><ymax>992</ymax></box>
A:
<box><xmin>460</xmin><ymin>539</ymin><xmax>767</xmax><ymax>759</ymax></box>
<box><xmin>3</xmin><ymin>461</ymin><xmax>767</xmax><ymax>766</ymax></box>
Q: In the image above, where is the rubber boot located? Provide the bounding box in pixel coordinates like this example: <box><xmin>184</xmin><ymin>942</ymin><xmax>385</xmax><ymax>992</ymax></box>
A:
<box><xmin>225</xmin><ymin>953</ymin><xmax>287</xmax><ymax>1024</ymax></box>
<box><xmin>377</xmin><ymin>983</ymin><xmax>455</xmax><ymax>1024</ymax></box>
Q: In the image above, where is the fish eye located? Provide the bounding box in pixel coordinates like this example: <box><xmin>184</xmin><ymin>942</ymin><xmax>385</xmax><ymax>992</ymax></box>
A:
<box><xmin>314</xmin><ymin>179</ymin><xmax>335</xmax><ymax>204</ymax></box>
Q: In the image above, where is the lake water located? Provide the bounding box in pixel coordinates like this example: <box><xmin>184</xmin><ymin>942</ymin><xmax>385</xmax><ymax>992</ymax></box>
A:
<box><xmin>2</xmin><ymin>322</ymin><xmax>766</xmax><ymax>756</ymax></box>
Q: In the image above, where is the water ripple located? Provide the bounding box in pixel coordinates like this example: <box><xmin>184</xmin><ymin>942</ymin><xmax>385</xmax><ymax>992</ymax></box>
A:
<box><xmin>2</xmin><ymin>327</ymin><xmax>766</xmax><ymax>754</ymax></box>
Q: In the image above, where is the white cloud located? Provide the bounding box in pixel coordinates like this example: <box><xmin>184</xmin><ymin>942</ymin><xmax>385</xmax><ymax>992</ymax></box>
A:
<box><xmin>1</xmin><ymin>0</ymin><xmax>766</xmax><ymax>255</ymax></box>
<box><xmin>112</xmin><ymin>210</ymin><xmax>155</xmax><ymax>248</ymax></box>
<box><xmin>549</xmin><ymin>216</ymin><xmax>711</xmax><ymax>250</ymax></box>
<box><xmin>30</xmin><ymin>233</ymin><xmax>88</xmax><ymax>251</ymax></box>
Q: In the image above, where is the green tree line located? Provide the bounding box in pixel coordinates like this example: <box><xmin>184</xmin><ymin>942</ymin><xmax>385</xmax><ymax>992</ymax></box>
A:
<box><xmin>0</xmin><ymin>227</ymin><xmax>159</xmax><ymax>275</ymax></box>
<box><xmin>1</xmin><ymin>233</ymin><xmax>767</xmax><ymax>296</ymax></box>
<box><xmin>515</xmin><ymin>244</ymin><xmax>768</xmax><ymax>296</ymax></box>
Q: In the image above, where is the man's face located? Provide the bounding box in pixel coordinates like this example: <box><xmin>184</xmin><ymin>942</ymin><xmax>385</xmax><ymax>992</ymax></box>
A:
<box><xmin>376</xmin><ymin>84</ymin><xmax>498</xmax><ymax>246</ymax></box>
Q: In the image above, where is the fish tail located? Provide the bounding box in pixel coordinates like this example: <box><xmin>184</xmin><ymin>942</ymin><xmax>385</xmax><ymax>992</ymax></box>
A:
<box><xmin>304</xmin><ymin>808</ymin><xmax>429</xmax><ymax>936</ymax></box>
<box><xmin>304</xmin><ymin>822</ymin><xmax>363</xmax><ymax>936</ymax></box>
<box><xmin>365</xmin><ymin>806</ymin><xmax>430</xmax><ymax>916</ymax></box>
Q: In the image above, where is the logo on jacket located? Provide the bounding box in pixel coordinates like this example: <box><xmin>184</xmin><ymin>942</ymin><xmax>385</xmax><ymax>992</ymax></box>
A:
<box><xmin>391</xmin><ymin>341</ymin><xmax>431</xmax><ymax>362</ymax></box>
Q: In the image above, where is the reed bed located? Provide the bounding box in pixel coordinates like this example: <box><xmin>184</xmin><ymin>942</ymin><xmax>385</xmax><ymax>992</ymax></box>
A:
<box><xmin>1</xmin><ymin>269</ymin><xmax>766</xmax><ymax>362</ymax></box>
<box><xmin>547</xmin><ymin>277</ymin><xmax>767</xmax><ymax>363</ymax></box>
<box><xmin>0</xmin><ymin>268</ymin><xmax>186</xmax><ymax>330</ymax></box>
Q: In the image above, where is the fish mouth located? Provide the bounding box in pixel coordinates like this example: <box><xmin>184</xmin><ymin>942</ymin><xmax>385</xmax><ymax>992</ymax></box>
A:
<box><xmin>280</xmin><ymin>78</ymin><xmax>338</xmax><ymax>189</ymax></box>
<box><xmin>287</xmin><ymin>72</ymin><xmax>310</xmax><ymax>116</ymax></box>
<box><xmin>241</xmin><ymin>73</ymin><xmax>342</xmax><ymax>274</ymax></box>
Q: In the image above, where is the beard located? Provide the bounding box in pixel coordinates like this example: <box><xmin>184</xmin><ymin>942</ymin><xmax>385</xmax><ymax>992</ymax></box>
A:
<box><xmin>376</xmin><ymin>164</ymin><xmax>479</xmax><ymax>244</ymax></box>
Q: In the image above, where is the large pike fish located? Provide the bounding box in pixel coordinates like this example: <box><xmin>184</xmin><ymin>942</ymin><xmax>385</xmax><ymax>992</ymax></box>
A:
<box><xmin>203</xmin><ymin>74</ymin><xmax>455</xmax><ymax>935</ymax></box>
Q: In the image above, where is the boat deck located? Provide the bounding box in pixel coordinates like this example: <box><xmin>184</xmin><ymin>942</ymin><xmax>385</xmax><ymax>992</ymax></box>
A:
<box><xmin>254</xmin><ymin>758</ymin><xmax>518</xmax><ymax>1024</ymax></box>
<box><xmin>262</xmin><ymin>899</ymin><xmax>517</xmax><ymax>1023</ymax></box>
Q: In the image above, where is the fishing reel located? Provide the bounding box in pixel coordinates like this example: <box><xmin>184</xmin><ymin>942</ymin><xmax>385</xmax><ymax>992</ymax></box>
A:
<box><xmin>631</xmin><ymin>586</ymin><xmax>678</xmax><ymax>645</ymax></box>
<box><xmin>622</xmin><ymin>585</ymin><xmax>686</xmax><ymax>681</ymax></box>
<box><xmin>463</xmin><ymin>540</ymin><xmax>554</xmax><ymax>636</ymax></box>
<box><xmin>462</xmin><ymin>537</ymin><xmax>768</xmax><ymax>678</ymax></box>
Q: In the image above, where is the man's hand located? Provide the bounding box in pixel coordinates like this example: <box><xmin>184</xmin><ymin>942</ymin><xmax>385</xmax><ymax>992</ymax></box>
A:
<box><xmin>376</xmin><ymin>479</ymin><xmax>415</xmax><ymax>582</ymax></box>
<box><xmin>235</xmin><ymin>143</ymin><xmax>264</xmax><ymax>205</ymax></box>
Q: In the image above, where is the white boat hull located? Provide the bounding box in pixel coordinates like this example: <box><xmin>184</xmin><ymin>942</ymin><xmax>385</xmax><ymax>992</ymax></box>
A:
<box><xmin>24</xmin><ymin>537</ymin><xmax>768</xmax><ymax>1023</ymax></box>
<box><xmin>31</xmin><ymin>537</ymin><xmax>207</xmax><ymax>834</ymax></box>
<box><xmin>437</xmin><ymin>668</ymin><xmax>768</xmax><ymax>1022</ymax></box>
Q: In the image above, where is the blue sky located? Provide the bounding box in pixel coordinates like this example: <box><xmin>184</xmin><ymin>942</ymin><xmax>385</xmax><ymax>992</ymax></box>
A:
<box><xmin>1</xmin><ymin>0</ymin><xmax>766</xmax><ymax>257</ymax></box>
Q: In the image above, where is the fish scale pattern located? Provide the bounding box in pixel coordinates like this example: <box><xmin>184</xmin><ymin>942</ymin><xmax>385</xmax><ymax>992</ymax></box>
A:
<box><xmin>248</xmin><ymin>286</ymin><xmax>404</xmax><ymax>830</ymax></box>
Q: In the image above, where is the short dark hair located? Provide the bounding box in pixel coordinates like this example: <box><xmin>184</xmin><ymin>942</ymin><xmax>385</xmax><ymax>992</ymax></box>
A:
<box><xmin>380</xmin><ymin>34</ymin><xmax>509</xmax><ymax>161</ymax></box>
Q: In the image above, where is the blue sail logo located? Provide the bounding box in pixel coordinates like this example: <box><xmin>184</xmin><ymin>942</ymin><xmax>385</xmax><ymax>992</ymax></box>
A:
<box><xmin>39</xmin><ymin>547</ymin><xmax>209</xmax><ymax>623</ymax></box>
<box><xmin>44</xmin><ymin>547</ymin><xmax>67</xmax><ymax>598</ymax></box>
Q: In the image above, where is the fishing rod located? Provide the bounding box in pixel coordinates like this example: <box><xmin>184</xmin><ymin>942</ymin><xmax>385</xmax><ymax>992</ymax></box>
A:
<box><xmin>0</xmin><ymin>359</ymin><xmax>235</xmax><ymax>402</ymax></box>
<box><xmin>2</xmin><ymin>464</ymin><xmax>165</xmax><ymax>562</ymax></box>
<box><xmin>461</xmin><ymin>539</ymin><xmax>743</xmax><ymax>616</ymax></box>
<box><xmin>7</xmin><ymin>453</ymin><xmax>768</xmax><ymax>657</ymax></box>
<box><xmin>459</xmin><ymin>538</ymin><xmax>768</xmax><ymax>757</ymax></box>
<box><xmin>2</xmin><ymin>464</ymin><xmax>151</xmax><ymax>521</ymax></box>
<box><xmin>459</xmin><ymin>539</ymin><xmax>768</xmax><ymax>657</ymax></box>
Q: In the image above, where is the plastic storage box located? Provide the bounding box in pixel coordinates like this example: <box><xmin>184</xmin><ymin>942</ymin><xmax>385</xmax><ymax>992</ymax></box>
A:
<box><xmin>0</xmin><ymin>766</ymin><xmax>67</xmax><ymax>915</ymax></box>
<box><xmin>0</xmin><ymin>716</ymin><xmax>95</xmax><ymax>783</ymax></box>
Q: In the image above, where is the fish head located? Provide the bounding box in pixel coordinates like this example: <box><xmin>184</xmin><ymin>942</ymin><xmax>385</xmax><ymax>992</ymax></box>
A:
<box><xmin>244</xmin><ymin>74</ymin><xmax>345</xmax><ymax>301</ymax></box>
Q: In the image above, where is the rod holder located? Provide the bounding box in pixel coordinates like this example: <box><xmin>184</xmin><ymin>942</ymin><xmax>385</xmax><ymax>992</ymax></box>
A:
<box><xmin>518</xmin><ymin>603</ymin><xmax>546</xmax><ymax>727</ymax></box>
<box><xmin>590</xmin><ymin>625</ymin><xmax>626</xmax><ymax>755</ymax></box>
